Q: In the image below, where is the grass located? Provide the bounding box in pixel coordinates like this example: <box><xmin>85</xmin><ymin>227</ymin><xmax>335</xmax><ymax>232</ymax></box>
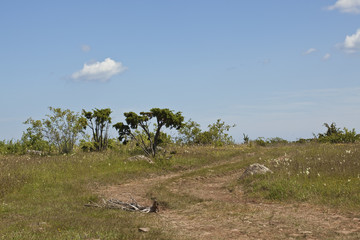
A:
<box><xmin>0</xmin><ymin>146</ymin><xmax>239</xmax><ymax>239</ymax></box>
<box><xmin>239</xmin><ymin>143</ymin><xmax>360</xmax><ymax>209</ymax></box>
<box><xmin>1</xmin><ymin>143</ymin><xmax>360</xmax><ymax>239</ymax></box>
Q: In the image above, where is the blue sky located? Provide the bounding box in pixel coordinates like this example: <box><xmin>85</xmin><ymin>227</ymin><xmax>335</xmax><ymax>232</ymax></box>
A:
<box><xmin>1</xmin><ymin>0</ymin><xmax>360</xmax><ymax>142</ymax></box>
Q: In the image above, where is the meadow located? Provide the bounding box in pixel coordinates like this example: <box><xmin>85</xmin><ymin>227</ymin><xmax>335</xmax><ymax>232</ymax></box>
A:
<box><xmin>1</xmin><ymin>143</ymin><xmax>360</xmax><ymax>239</ymax></box>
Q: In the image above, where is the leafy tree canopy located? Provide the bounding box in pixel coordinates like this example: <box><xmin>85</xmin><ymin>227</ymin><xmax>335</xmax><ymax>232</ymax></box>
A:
<box><xmin>82</xmin><ymin>108</ymin><xmax>112</xmax><ymax>151</ymax></box>
<box><xmin>114</xmin><ymin>108</ymin><xmax>184</xmax><ymax>157</ymax></box>
<box><xmin>178</xmin><ymin>119</ymin><xmax>235</xmax><ymax>146</ymax></box>
<box><xmin>22</xmin><ymin>107</ymin><xmax>86</xmax><ymax>154</ymax></box>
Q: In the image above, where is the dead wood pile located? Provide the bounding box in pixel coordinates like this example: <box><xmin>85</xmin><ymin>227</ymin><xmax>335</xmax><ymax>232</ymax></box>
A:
<box><xmin>85</xmin><ymin>197</ymin><xmax>159</xmax><ymax>213</ymax></box>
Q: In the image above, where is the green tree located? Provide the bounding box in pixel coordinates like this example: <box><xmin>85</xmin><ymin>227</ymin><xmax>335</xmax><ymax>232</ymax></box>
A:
<box><xmin>243</xmin><ymin>133</ymin><xmax>249</xmax><ymax>144</ymax></box>
<box><xmin>114</xmin><ymin>108</ymin><xmax>184</xmax><ymax>157</ymax></box>
<box><xmin>177</xmin><ymin>119</ymin><xmax>235</xmax><ymax>146</ymax></box>
<box><xmin>316</xmin><ymin>122</ymin><xmax>359</xmax><ymax>143</ymax></box>
<box><xmin>22</xmin><ymin>118</ymin><xmax>51</xmax><ymax>153</ymax></box>
<box><xmin>82</xmin><ymin>108</ymin><xmax>112</xmax><ymax>151</ymax></box>
<box><xmin>199</xmin><ymin>119</ymin><xmax>236</xmax><ymax>146</ymax></box>
<box><xmin>22</xmin><ymin>107</ymin><xmax>86</xmax><ymax>154</ymax></box>
<box><xmin>43</xmin><ymin>107</ymin><xmax>86</xmax><ymax>153</ymax></box>
<box><xmin>177</xmin><ymin>119</ymin><xmax>202</xmax><ymax>144</ymax></box>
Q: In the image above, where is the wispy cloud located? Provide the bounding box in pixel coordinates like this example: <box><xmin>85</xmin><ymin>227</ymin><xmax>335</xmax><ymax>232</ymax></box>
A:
<box><xmin>71</xmin><ymin>58</ymin><xmax>127</xmax><ymax>82</ymax></box>
<box><xmin>303</xmin><ymin>48</ymin><xmax>317</xmax><ymax>55</ymax></box>
<box><xmin>323</xmin><ymin>53</ymin><xmax>331</xmax><ymax>60</ymax></box>
<box><xmin>81</xmin><ymin>44</ymin><xmax>91</xmax><ymax>52</ymax></box>
<box><xmin>340</xmin><ymin>29</ymin><xmax>360</xmax><ymax>53</ymax></box>
<box><xmin>327</xmin><ymin>0</ymin><xmax>360</xmax><ymax>14</ymax></box>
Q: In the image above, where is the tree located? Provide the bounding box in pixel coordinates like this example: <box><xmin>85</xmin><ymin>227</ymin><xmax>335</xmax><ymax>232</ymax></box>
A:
<box><xmin>22</xmin><ymin>118</ymin><xmax>50</xmax><ymax>152</ymax></box>
<box><xmin>321</xmin><ymin>122</ymin><xmax>341</xmax><ymax>137</ymax></box>
<box><xmin>82</xmin><ymin>108</ymin><xmax>112</xmax><ymax>151</ymax></box>
<box><xmin>114</xmin><ymin>108</ymin><xmax>184</xmax><ymax>157</ymax></box>
<box><xmin>243</xmin><ymin>133</ymin><xmax>249</xmax><ymax>144</ymax></box>
<box><xmin>177</xmin><ymin>119</ymin><xmax>202</xmax><ymax>144</ymax></box>
<box><xmin>316</xmin><ymin>122</ymin><xmax>359</xmax><ymax>143</ymax></box>
<box><xmin>177</xmin><ymin>119</ymin><xmax>236</xmax><ymax>146</ymax></box>
<box><xmin>204</xmin><ymin>119</ymin><xmax>236</xmax><ymax>146</ymax></box>
<box><xmin>22</xmin><ymin>107</ymin><xmax>86</xmax><ymax>154</ymax></box>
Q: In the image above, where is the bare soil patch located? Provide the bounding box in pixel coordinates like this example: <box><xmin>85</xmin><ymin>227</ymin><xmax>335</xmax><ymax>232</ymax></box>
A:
<box><xmin>97</xmin><ymin>163</ymin><xmax>360</xmax><ymax>239</ymax></box>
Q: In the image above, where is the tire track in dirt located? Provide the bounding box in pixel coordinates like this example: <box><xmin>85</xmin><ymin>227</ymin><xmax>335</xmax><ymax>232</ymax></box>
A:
<box><xmin>98</xmin><ymin>158</ymin><xmax>360</xmax><ymax>240</ymax></box>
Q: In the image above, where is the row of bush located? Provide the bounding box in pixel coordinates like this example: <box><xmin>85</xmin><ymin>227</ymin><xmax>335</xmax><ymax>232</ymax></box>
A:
<box><xmin>1</xmin><ymin>105</ymin><xmax>359</xmax><ymax>156</ymax></box>
<box><xmin>0</xmin><ymin>107</ymin><xmax>237</xmax><ymax>156</ymax></box>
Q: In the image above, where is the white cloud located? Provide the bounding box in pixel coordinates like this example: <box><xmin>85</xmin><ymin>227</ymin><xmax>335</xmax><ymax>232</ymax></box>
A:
<box><xmin>341</xmin><ymin>29</ymin><xmax>360</xmax><ymax>53</ymax></box>
<box><xmin>71</xmin><ymin>58</ymin><xmax>127</xmax><ymax>82</ymax></box>
<box><xmin>303</xmin><ymin>48</ymin><xmax>317</xmax><ymax>55</ymax></box>
<box><xmin>323</xmin><ymin>53</ymin><xmax>331</xmax><ymax>60</ymax></box>
<box><xmin>328</xmin><ymin>0</ymin><xmax>360</xmax><ymax>13</ymax></box>
<box><xmin>81</xmin><ymin>44</ymin><xmax>91</xmax><ymax>52</ymax></box>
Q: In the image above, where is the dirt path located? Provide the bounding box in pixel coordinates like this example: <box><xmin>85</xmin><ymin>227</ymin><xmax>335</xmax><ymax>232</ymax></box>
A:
<box><xmin>98</xmin><ymin>160</ymin><xmax>360</xmax><ymax>240</ymax></box>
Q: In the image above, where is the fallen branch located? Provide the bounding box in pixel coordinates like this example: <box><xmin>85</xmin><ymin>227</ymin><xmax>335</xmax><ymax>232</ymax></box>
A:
<box><xmin>85</xmin><ymin>198</ymin><xmax>159</xmax><ymax>213</ymax></box>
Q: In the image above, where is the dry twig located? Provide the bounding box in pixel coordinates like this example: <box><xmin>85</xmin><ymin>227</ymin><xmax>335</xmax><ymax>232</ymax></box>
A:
<box><xmin>85</xmin><ymin>198</ymin><xmax>159</xmax><ymax>213</ymax></box>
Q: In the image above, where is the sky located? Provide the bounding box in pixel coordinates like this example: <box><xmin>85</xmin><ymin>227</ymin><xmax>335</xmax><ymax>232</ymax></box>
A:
<box><xmin>1</xmin><ymin>0</ymin><xmax>360</xmax><ymax>142</ymax></box>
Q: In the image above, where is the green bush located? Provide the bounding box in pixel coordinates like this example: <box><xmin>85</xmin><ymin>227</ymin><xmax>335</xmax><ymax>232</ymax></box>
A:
<box><xmin>177</xmin><ymin>119</ymin><xmax>235</xmax><ymax>146</ymax></box>
<box><xmin>253</xmin><ymin>137</ymin><xmax>288</xmax><ymax>147</ymax></box>
<box><xmin>0</xmin><ymin>140</ymin><xmax>26</xmax><ymax>154</ymax></box>
<box><xmin>316</xmin><ymin>123</ymin><xmax>360</xmax><ymax>143</ymax></box>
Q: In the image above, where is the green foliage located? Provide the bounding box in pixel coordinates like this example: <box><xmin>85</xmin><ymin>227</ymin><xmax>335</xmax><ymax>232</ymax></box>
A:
<box><xmin>82</xmin><ymin>108</ymin><xmax>112</xmax><ymax>151</ymax></box>
<box><xmin>316</xmin><ymin>122</ymin><xmax>360</xmax><ymax>143</ymax></box>
<box><xmin>21</xmin><ymin>118</ymin><xmax>51</xmax><ymax>153</ymax></box>
<box><xmin>296</xmin><ymin>138</ymin><xmax>313</xmax><ymax>144</ymax></box>
<box><xmin>253</xmin><ymin>137</ymin><xmax>288</xmax><ymax>146</ymax></box>
<box><xmin>268</xmin><ymin>137</ymin><xmax>288</xmax><ymax>144</ymax></box>
<box><xmin>243</xmin><ymin>133</ymin><xmax>249</xmax><ymax>144</ymax></box>
<box><xmin>177</xmin><ymin>119</ymin><xmax>202</xmax><ymax>144</ymax></box>
<box><xmin>0</xmin><ymin>139</ymin><xmax>25</xmax><ymax>154</ymax></box>
<box><xmin>203</xmin><ymin>119</ymin><xmax>236</xmax><ymax>146</ymax></box>
<box><xmin>114</xmin><ymin>108</ymin><xmax>184</xmax><ymax>157</ymax></box>
<box><xmin>22</xmin><ymin>107</ymin><xmax>85</xmax><ymax>154</ymax></box>
<box><xmin>44</xmin><ymin>107</ymin><xmax>86</xmax><ymax>153</ymax></box>
<box><xmin>254</xmin><ymin>137</ymin><xmax>267</xmax><ymax>146</ymax></box>
<box><xmin>177</xmin><ymin>119</ymin><xmax>235</xmax><ymax>146</ymax></box>
<box><xmin>79</xmin><ymin>134</ymin><xmax>96</xmax><ymax>152</ymax></box>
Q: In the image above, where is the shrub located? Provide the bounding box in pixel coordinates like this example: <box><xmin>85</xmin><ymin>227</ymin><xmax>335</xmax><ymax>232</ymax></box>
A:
<box><xmin>177</xmin><ymin>119</ymin><xmax>235</xmax><ymax>146</ymax></box>
<box><xmin>316</xmin><ymin>123</ymin><xmax>360</xmax><ymax>143</ymax></box>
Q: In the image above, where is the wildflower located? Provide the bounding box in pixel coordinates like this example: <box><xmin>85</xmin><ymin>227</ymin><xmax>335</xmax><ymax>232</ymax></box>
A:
<box><xmin>317</xmin><ymin>173</ymin><xmax>320</xmax><ymax>177</ymax></box>
<box><xmin>348</xmin><ymin>179</ymin><xmax>351</xmax><ymax>182</ymax></box>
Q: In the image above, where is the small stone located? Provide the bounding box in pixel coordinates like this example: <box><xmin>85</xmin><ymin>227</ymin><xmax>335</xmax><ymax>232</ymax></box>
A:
<box><xmin>240</xmin><ymin>163</ymin><xmax>273</xmax><ymax>178</ymax></box>
<box><xmin>138</xmin><ymin>227</ymin><xmax>150</xmax><ymax>233</ymax></box>
<box><xmin>127</xmin><ymin>155</ymin><xmax>154</xmax><ymax>164</ymax></box>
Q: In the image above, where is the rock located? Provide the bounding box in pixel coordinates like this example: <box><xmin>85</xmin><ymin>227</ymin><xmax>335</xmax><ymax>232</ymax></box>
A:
<box><xmin>27</xmin><ymin>149</ymin><xmax>44</xmax><ymax>156</ymax></box>
<box><xmin>138</xmin><ymin>227</ymin><xmax>150</xmax><ymax>232</ymax></box>
<box><xmin>240</xmin><ymin>163</ymin><xmax>273</xmax><ymax>178</ymax></box>
<box><xmin>127</xmin><ymin>155</ymin><xmax>154</xmax><ymax>164</ymax></box>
